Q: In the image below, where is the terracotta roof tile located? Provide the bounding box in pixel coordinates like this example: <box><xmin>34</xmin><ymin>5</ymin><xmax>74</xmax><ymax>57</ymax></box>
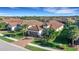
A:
<box><xmin>28</xmin><ymin>25</ymin><xmax>42</xmax><ymax>31</ymax></box>
<box><xmin>22</xmin><ymin>20</ymin><xmax>43</xmax><ymax>26</ymax></box>
<box><xmin>48</xmin><ymin>20</ymin><xmax>64</xmax><ymax>30</ymax></box>
<box><xmin>3</xmin><ymin>18</ymin><xmax>23</xmax><ymax>26</ymax></box>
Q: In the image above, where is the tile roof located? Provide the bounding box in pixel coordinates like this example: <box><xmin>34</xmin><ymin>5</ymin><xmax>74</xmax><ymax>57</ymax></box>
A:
<box><xmin>28</xmin><ymin>25</ymin><xmax>42</xmax><ymax>31</ymax></box>
<box><xmin>3</xmin><ymin>18</ymin><xmax>23</xmax><ymax>26</ymax></box>
<box><xmin>22</xmin><ymin>20</ymin><xmax>43</xmax><ymax>26</ymax></box>
<box><xmin>48</xmin><ymin>20</ymin><xmax>64</xmax><ymax>30</ymax></box>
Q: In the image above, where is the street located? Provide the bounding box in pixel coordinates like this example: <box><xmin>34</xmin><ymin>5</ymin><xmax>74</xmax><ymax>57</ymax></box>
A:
<box><xmin>0</xmin><ymin>39</ymin><xmax>30</xmax><ymax>51</ymax></box>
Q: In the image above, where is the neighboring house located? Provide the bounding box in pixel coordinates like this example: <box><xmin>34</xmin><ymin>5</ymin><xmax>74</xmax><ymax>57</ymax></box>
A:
<box><xmin>47</xmin><ymin>20</ymin><xmax>64</xmax><ymax>31</ymax></box>
<box><xmin>3</xmin><ymin>18</ymin><xmax>23</xmax><ymax>31</ymax></box>
<box><xmin>22</xmin><ymin>20</ymin><xmax>43</xmax><ymax>37</ymax></box>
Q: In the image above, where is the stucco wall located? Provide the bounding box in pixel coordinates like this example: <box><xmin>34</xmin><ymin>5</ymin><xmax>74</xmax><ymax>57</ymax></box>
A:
<box><xmin>56</xmin><ymin>25</ymin><xmax>64</xmax><ymax>31</ymax></box>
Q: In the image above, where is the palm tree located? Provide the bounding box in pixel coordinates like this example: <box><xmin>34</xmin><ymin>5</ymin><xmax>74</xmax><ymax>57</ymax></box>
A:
<box><xmin>69</xmin><ymin>26</ymin><xmax>79</xmax><ymax>46</ymax></box>
<box><xmin>66</xmin><ymin>18</ymin><xmax>79</xmax><ymax>47</ymax></box>
<box><xmin>41</xmin><ymin>28</ymin><xmax>54</xmax><ymax>44</ymax></box>
<box><xmin>22</xmin><ymin>24</ymin><xmax>27</xmax><ymax>36</ymax></box>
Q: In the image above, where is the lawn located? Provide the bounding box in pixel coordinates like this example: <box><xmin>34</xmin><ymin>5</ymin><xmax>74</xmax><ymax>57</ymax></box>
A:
<box><xmin>25</xmin><ymin>45</ymin><xmax>48</xmax><ymax>51</ymax></box>
<box><xmin>32</xmin><ymin>40</ymin><xmax>76</xmax><ymax>51</ymax></box>
<box><xmin>0</xmin><ymin>36</ymin><xmax>14</xmax><ymax>42</ymax></box>
<box><xmin>13</xmin><ymin>35</ymin><xmax>25</xmax><ymax>39</ymax></box>
<box><xmin>2</xmin><ymin>30</ymin><xmax>26</xmax><ymax>39</ymax></box>
<box><xmin>0</xmin><ymin>24</ymin><xmax>27</xmax><ymax>40</ymax></box>
<box><xmin>65</xmin><ymin>47</ymin><xmax>76</xmax><ymax>51</ymax></box>
<box><xmin>32</xmin><ymin>40</ymin><xmax>62</xmax><ymax>49</ymax></box>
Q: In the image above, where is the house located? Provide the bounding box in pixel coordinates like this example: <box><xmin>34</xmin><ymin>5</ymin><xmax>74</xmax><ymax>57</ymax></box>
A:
<box><xmin>47</xmin><ymin>20</ymin><xmax>64</xmax><ymax>31</ymax></box>
<box><xmin>27</xmin><ymin>25</ymin><xmax>43</xmax><ymax>37</ymax></box>
<box><xmin>23</xmin><ymin>20</ymin><xmax>64</xmax><ymax>37</ymax></box>
<box><xmin>22</xmin><ymin>20</ymin><xmax>43</xmax><ymax>37</ymax></box>
<box><xmin>3</xmin><ymin>18</ymin><xmax>23</xmax><ymax>31</ymax></box>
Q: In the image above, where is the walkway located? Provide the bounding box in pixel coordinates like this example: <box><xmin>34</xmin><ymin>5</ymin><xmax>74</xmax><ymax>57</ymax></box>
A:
<box><xmin>13</xmin><ymin>37</ymin><xmax>33</xmax><ymax>47</ymax></box>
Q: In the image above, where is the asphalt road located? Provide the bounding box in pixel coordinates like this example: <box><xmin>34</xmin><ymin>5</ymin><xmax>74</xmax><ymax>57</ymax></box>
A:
<box><xmin>0</xmin><ymin>39</ymin><xmax>30</xmax><ymax>51</ymax></box>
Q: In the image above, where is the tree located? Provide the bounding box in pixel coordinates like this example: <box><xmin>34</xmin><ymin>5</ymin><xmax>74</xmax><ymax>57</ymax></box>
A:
<box><xmin>0</xmin><ymin>22</ymin><xmax>7</xmax><ymax>30</ymax></box>
<box><xmin>41</xmin><ymin>28</ymin><xmax>54</xmax><ymax>44</ymax></box>
<box><xmin>22</xmin><ymin>24</ymin><xmax>27</xmax><ymax>36</ymax></box>
<box><xmin>0</xmin><ymin>17</ymin><xmax>2</xmax><ymax>20</ymax></box>
<box><xmin>66</xmin><ymin>18</ymin><xmax>79</xmax><ymax>46</ymax></box>
<box><xmin>68</xmin><ymin>26</ymin><xmax>79</xmax><ymax>46</ymax></box>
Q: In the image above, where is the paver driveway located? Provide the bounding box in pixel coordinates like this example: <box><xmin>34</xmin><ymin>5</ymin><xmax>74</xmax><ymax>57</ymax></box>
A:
<box><xmin>13</xmin><ymin>37</ymin><xmax>33</xmax><ymax>47</ymax></box>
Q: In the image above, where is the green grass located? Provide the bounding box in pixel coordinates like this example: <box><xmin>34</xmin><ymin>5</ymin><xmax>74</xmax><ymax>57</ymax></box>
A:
<box><xmin>32</xmin><ymin>40</ymin><xmax>62</xmax><ymax>50</ymax></box>
<box><xmin>3</xmin><ymin>31</ymin><xmax>23</xmax><ymax>35</ymax></box>
<box><xmin>48</xmin><ymin>31</ymin><xmax>61</xmax><ymax>43</ymax></box>
<box><xmin>65</xmin><ymin>47</ymin><xmax>76</xmax><ymax>51</ymax></box>
<box><xmin>32</xmin><ymin>40</ymin><xmax>77</xmax><ymax>51</ymax></box>
<box><xmin>13</xmin><ymin>35</ymin><xmax>25</xmax><ymax>39</ymax></box>
<box><xmin>25</xmin><ymin>45</ymin><xmax>48</xmax><ymax>51</ymax></box>
<box><xmin>0</xmin><ymin>26</ymin><xmax>28</xmax><ymax>40</ymax></box>
<box><xmin>3</xmin><ymin>30</ymin><xmax>25</xmax><ymax>39</ymax></box>
<box><xmin>0</xmin><ymin>36</ymin><xmax>14</xmax><ymax>42</ymax></box>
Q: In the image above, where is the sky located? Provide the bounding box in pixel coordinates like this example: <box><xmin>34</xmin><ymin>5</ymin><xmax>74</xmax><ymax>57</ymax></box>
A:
<box><xmin>0</xmin><ymin>7</ymin><xmax>79</xmax><ymax>16</ymax></box>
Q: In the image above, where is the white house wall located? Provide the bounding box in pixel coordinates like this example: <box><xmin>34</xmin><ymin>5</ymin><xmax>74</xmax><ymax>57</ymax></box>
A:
<box><xmin>56</xmin><ymin>25</ymin><xmax>64</xmax><ymax>31</ymax></box>
<box><xmin>11</xmin><ymin>26</ymin><xmax>16</xmax><ymax>31</ymax></box>
<box><xmin>38</xmin><ymin>29</ymin><xmax>43</xmax><ymax>37</ymax></box>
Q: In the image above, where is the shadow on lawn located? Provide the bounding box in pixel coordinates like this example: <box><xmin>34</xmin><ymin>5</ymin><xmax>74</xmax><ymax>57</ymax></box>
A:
<box><xmin>53</xmin><ymin>37</ymin><xmax>69</xmax><ymax>44</ymax></box>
